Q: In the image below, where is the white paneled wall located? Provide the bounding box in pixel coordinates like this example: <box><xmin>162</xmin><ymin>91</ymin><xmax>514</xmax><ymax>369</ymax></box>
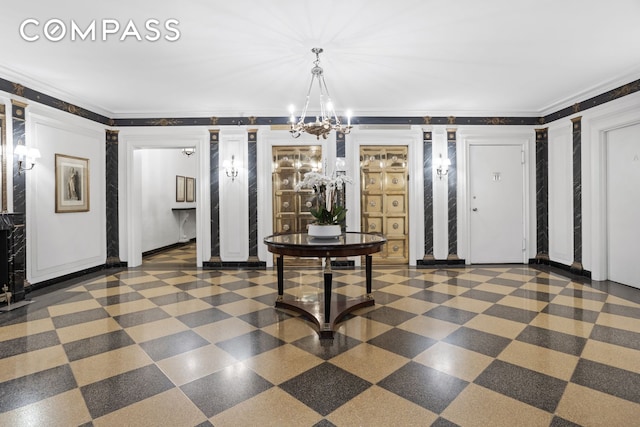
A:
<box><xmin>27</xmin><ymin>106</ymin><xmax>106</xmax><ymax>283</ymax></box>
<box><xmin>548</xmin><ymin>123</ymin><xmax>574</xmax><ymax>266</ymax></box>
<box><xmin>219</xmin><ymin>128</ymin><xmax>248</xmax><ymax>261</ymax></box>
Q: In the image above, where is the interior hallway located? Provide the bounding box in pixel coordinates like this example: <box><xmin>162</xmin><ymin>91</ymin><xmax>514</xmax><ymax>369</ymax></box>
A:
<box><xmin>1</xmin><ymin>244</ymin><xmax>639</xmax><ymax>426</ymax></box>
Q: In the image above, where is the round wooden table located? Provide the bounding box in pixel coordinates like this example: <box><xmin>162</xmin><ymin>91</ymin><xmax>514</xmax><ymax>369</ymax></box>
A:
<box><xmin>263</xmin><ymin>232</ymin><xmax>387</xmax><ymax>338</ymax></box>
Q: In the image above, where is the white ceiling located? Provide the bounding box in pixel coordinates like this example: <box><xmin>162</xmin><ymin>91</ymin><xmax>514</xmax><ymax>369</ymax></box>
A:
<box><xmin>1</xmin><ymin>0</ymin><xmax>639</xmax><ymax>119</ymax></box>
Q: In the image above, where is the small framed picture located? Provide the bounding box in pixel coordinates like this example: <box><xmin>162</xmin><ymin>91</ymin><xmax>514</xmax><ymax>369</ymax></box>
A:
<box><xmin>186</xmin><ymin>177</ymin><xmax>195</xmax><ymax>202</ymax></box>
<box><xmin>55</xmin><ymin>154</ymin><xmax>90</xmax><ymax>213</ymax></box>
<box><xmin>176</xmin><ymin>176</ymin><xmax>185</xmax><ymax>202</ymax></box>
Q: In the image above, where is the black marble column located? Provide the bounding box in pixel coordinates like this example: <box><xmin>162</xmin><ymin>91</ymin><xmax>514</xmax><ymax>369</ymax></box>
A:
<box><xmin>0</xmin><ymin>213</ymin><xmax>24</xmax><ymax>302</ymax></box>
<box><xmin>209</xmin><ymin>130</ymin><xmax>220</xmax><ymax>261</ymax></box>
<box><xmin>535</xmin><ymin>128</ymin><xmax>549</xmax><ymax>261</ymax></box>
<box><xmin>0</xmin><ymin>105</ymin><xmax>6</xmax><ymax>210</ymax></box>
<box><xmin>571</xmin><ymin>117</ymin><xmax>583</xmax><ymax>273</ymax></box>
<box><xmin>418</xmin><ymin>131</ymin><xmax>434</xmax><ymax>265</ymax></box>
<box><xmin>247</xmin><ymin>130</ymin><xmax>260</xmax><ymax>261</ymax></box>
<box><xmin>105</xmin><ymin>130</ymin><xmax>123</xmax><ymax>267</ymax></box>
<box><xmin>336</xmin><ymin>131</ymin><xmax>346</xmax><ymax>158</ymax></box>
<box><xmin>447</xmin><ymin>129</ymin><xmax>461</xmax><ymax>262</ymax></box>
<box><xmin>10</xmin><ymin>100</ymin><xmax>26</xmax><ymax>299</ymax></box>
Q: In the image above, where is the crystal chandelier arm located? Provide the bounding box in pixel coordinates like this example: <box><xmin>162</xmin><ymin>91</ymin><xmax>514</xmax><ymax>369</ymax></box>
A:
<box><xmin>299</xmin><ymin>73</ymin><xmax>316</xmax><ymax>123</ymax></box>
<box><xmin>319</xmin><ymin>74</ymin><xmax>340</xmax><ymax>125</ymax></box>
<box><xmin>316</xmin><ymin>74</ymin><xmax>327</xmax><ymax>122</ymax></box>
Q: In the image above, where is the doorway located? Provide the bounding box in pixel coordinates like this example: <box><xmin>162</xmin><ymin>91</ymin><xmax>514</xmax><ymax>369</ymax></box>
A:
<box><xmin>360</xmin><ymin>145</ymin><xmax>409</xmax><ymax>264</ymax></box>
<box><xmin>122</xmin><ymin>129</ymin><xmax>207</xmax><ymax>268</ymax></box>
<box><xmin>468</xmin><ymin>144</ymin><xmax>525</xmax><ymax>263</ymax></box>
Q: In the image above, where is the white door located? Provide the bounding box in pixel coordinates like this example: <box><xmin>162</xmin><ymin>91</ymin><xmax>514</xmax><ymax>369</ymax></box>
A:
<box><xmin>469</xmin><ymin>144</ymin><xmax>524</xmax><ymax>263</ymax></box>
<box><xmin>607</xmin><ymin>123</ymin><xmax>640</xmax><ymax>288</ymax></box>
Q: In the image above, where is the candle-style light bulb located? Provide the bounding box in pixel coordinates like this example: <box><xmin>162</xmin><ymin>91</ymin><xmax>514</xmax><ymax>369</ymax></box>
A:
<box><xmin>288</xmin><ymin>104</ymin><xmax>296</xmax><ymax>123</ymax></box>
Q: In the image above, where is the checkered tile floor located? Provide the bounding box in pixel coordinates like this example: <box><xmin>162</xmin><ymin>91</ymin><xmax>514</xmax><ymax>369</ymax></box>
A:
<box><xmin>1</xmin><ymin>247</ymin><xmax>640</xmax><ymax>426</ymax></box>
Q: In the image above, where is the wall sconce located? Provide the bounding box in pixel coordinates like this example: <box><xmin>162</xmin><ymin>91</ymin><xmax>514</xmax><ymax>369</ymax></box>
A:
<box><xmin>434</xmin><ymin>154</ymin><xmax>451</xmax><ymax>180</ymax></box>
<box><xmin>224</xmin><ymin>155</ymin><xmax>239</xmax><ymax>182</ymax></box>
<box><xmin>15</xmin><ymin>144</ymin><xmax>41</xmax><ymax>175</ymax></box>
<box><xmin>182</xmin><ymin>147</ymin><xmax>195</xmax><ymax>157</ymax></box>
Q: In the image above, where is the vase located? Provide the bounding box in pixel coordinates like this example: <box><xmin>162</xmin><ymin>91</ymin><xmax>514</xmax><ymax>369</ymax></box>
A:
<box><xmin>307</xmin><ymin>224</ymin><xmax>342</xmax><ymax>239</ymax></box>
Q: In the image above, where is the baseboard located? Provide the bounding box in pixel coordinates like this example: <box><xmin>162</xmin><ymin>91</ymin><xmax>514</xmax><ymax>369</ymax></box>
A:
<box><xmin>528</xmin><ymin>258</ymin><xmax>592</xmax><ymax>278</ymax></box>
<box><xmin>416</xmin><ymin>258</ymin><xmax>466</xmax><ymax>268</ymax></box>
<box><xmin>203</xmin><ymin>260</ymin><xmax>267</xmax><ymax>270</ymax></box>
<box><xmin>27</xmin><ymin>263</ymin><xmax>124</xmax><ymax>294</ymax></box>
<box><xmin>331</xmin><ymin>260</ymin><xmax>355</xmax><ymax>269</ymax></box>
<box><xmin>142</xmin><ymin>240</ymin><xmax>192</xmax><ymax>258</ymax></box>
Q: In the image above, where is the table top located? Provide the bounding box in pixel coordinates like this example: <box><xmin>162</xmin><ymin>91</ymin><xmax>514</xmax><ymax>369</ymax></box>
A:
<box><xmin>263</xmin><ymin>232</ymin><xmax>387</xmax><ymax>257</ymax></box>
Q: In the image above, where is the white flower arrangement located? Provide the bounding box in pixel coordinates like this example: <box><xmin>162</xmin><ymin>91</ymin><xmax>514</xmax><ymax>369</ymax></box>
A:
<box><xmin>294</xmin><ymin>171</ymin><xmax>353</xmax><ymax>225</ymax></box>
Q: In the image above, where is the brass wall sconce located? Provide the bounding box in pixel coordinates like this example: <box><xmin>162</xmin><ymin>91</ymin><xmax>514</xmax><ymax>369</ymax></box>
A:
<box><xmin>15</xmin><ymin>144</ymin><xmax>41</xmax><ymax>175</ymax></box>
<box><xmin>225</xmin><ymin>155</ymin><xmax>239</xmax><ymax>182</ymax></box>
<box><xmin>434</xmin><ymin>154</ymin><xmax>451</xmax><ymax>180</ymax></box>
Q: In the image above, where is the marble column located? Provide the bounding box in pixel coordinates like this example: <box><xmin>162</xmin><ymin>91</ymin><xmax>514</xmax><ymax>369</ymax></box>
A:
<box><xmin>247</xmin><ymin>130</ymin><xmax>260</xmax><ymax>261</ymax></box>
<box><xmin>10</xmin><ymin>100</ymin><xmax>26</xmax><ymax>299</ymax></box>
<box><xmin>209</xmin><ymin>130</ymin><xmax>220</xmax><ymax>262</ymax></box>
<box><xmin>421</xmin><ymin>131</ymin><xmax>434</xmax><ymax>262</ymax></box>
<box><xmin>447</xmin><ymin>129</ymin><xmax>460</xmax><ymax>261</ymax></box>
<box><xmin>0</xmin><ymin>105</ymin><xmax>6</xmax><ymax>210</ymax></box>
<box><xmin>105</xmin><ymin>130</ymin><xmax>123</xmax><ymax>266</ymax></box>
<box><xmin>535</xmin><ymin>128</ymin><xmax>549</xmax><ymax>261</ymax></box>
<box><xmin>336</xmin><ymin>131</ymin><xmax>346</xmax><ymax>158</ymax></box>
<box><xmin>571</xmin><ymin>117</ymin><xmax>583</xmax><ymax>273</ymax></box>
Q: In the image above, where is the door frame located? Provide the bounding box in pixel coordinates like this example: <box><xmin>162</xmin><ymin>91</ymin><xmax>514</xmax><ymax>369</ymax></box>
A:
<box><xmin>588</xmin><ymin>97</ymin><xmax>640</xmax><ymax>281</ymax></box>
<box><xmin>348</xmin><ymin>127</ymin><xmax>423</xmax><ymax>266</ymax></box>
<box><xmin>459</xmin><ymin>129</ymin><xmax>533</xmax><ymax>264</ymax></box>
<box><xmin>120</xmin><ymin>127</ymin><xmax>210</xmax><ymax>267</ymax></box>
<box><xmin>257</xmin><ymin>129</ymin><xmax>332</xmax><ymax>268</ymax></box>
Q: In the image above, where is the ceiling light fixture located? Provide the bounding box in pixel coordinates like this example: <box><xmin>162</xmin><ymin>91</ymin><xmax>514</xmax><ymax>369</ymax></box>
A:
<box><xmin>289</xmin><ymin>48</ymin><xmax>352</xmax><ymax>140</ymax></box>
<box><xmin>182</xmin><ymin>147</ymin><xmax>195</xmax><ymax>156</ymax></box>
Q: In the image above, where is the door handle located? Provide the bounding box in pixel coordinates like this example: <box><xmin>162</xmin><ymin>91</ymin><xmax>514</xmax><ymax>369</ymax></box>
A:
<box><xmin>472</xmin><ymin>208</ymin><xmax>478</xmax><ymax>212</ymax></box>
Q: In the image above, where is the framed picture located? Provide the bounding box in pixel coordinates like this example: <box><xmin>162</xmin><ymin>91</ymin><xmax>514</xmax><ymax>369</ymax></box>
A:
<box><xmin>176</xmin><ymin>175</ymin><xmax>185</xmax><ymax>202</ymax></box>
<box><xmin>186</xmin><ymin>177</ymin><xmax>195</xmax><ymax>202</ymax></box>
<box><xmin>55</xmin><ymin>154</ymin><xmax>90</xmax><ymax>213</ymax></box>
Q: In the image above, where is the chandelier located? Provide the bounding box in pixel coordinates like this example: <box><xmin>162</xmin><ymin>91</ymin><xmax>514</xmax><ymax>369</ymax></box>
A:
<box><xmin>289</xmin><ymin>48</ymin><xmax>352</xmax><ymax>140</ymax></box>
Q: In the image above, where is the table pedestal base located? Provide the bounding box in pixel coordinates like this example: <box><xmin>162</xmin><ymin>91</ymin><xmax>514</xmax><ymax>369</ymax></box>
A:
<box><xmin>276</xmin><ymin>294</ymin><xmax>374</xmax><ymax>339</ymax></box>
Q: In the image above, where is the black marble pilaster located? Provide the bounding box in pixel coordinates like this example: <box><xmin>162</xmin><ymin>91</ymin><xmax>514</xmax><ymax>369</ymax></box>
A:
<box><xmin>10</xmin><ymin>101</ymin><xmax>27</xmax><ymax>299</ymax></box>
<box><xmin>247</xmin><ymin>130</ymin><xmax>260</xmax><ymax>261</ymax></box>
<box><xmin>336</xmin><ymin>131</ymin><xmax>346</xmax><ymax>158</ymax></box>
<box><xmin>422</xmin><ymin>132</ymin><xmax>434</xmax><ymax>260</ymax></box>
<box><xmin>571</xmin><ymin>117</ymin><xmax>583</xmax><ymax>273</ymax></box>
<box><xmin>105</xmin><ymin>130</ymin><xmax>123</xmax><ymax>266</ymax></box>
<box><xmin>0</xmin><ymin>213</ymin><xmax>25</xmax><ymax>301</ymax></box>
<box><xmin>0</xmin><ymin>105</ymin><xmax>6</xmax><ymax>210</ymax></box>
<box><xmin>535</xmin><ymin>128</ymin><xmax>549</xmax><ymax>261</ymax></box>
<box><xmin>209</xmin><ymin>130</ymin><xmax>220</xmax><ymax>260</ymax></box>
<box><xmin>447</xmin><ymin>129</ymin><xmax>459</xmax><ymax>260</ymax></box>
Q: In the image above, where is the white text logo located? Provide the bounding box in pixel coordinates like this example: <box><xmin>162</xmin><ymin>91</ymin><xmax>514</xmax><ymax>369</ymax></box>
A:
<box><xmin>19</xmin><ymin>18</ymin><xmax>180</xmax><ymax>42</ymax></box>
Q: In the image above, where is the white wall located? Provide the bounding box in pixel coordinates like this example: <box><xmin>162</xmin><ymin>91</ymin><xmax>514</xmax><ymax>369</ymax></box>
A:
<box><xmin>140</xmin><ymin>148</ymin><xmax>197</xmax><ymax>252</ymax></box>
<box><xmin>547</xmin><ymin>122</ymin><xmax>574</xmax><ymax>266</ymax></box>
<box><xmin>26</xmin><ymin>105</ymin><xmax>106</xmax><ymax>284</ymax></box>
